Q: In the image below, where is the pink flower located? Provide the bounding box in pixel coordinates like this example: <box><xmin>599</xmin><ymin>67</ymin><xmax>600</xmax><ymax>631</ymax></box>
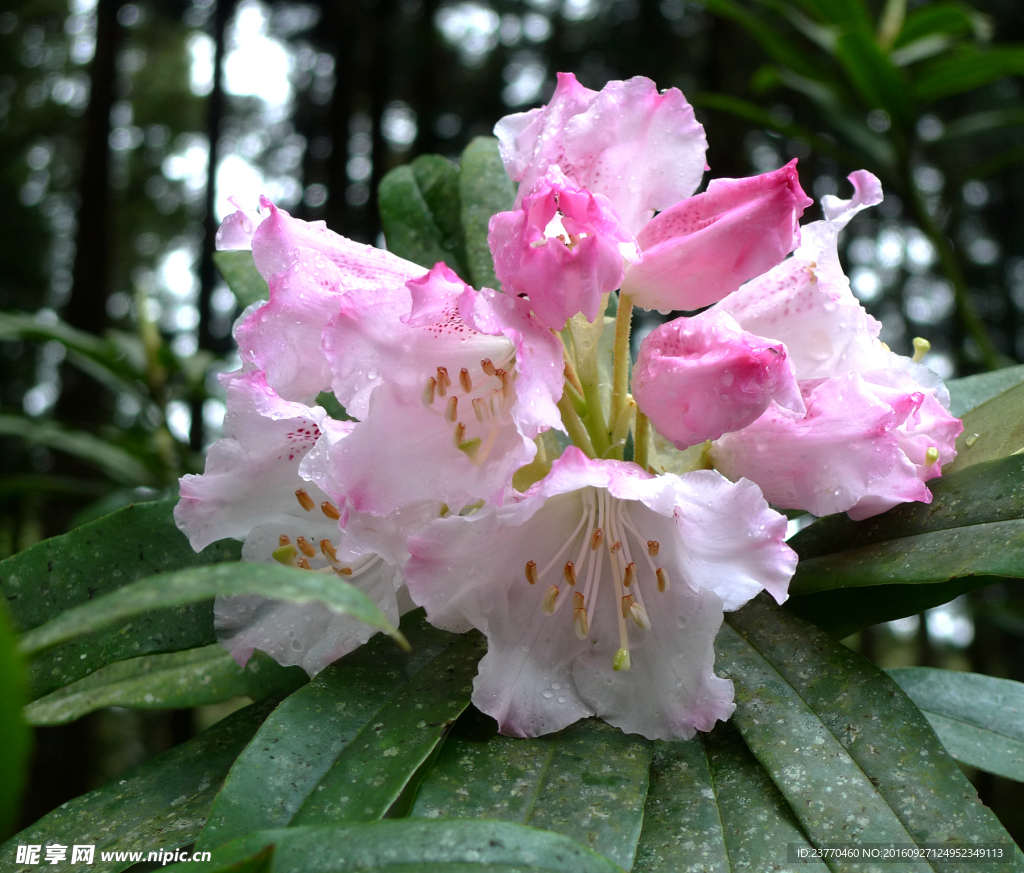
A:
<box><xmin>405</xmin><ymin>447</ymin><xmax>796</xmax><ymax>741</ymax></box>
<box><xmin>495</xmin><ymin>73</ymin><xmax>708</xmax><ymax>235</ymax></box>
<box><xmin>174</xmin><ymin>370</ymin><xmax>415</xmax><ymax>676</ymax></box>
<box><xmin>633</xmin><ymin>308</ymin><xmax>802</xmax><ymax>449</ymax></box>
<box><xmin>620</xmin><ymin>160</ymin><xmax>813</xmax><ymax>311</ymax></box>
<box><xmin>308</xmin><ymin>263</ymin><xmax>565</xmax><ymax>516</ymax></box>
<box><xmin>709</xmin><ymin>171</ymin><xmax>962</xmax><ymax>519</ymax></box>
<box><xmin>489</xmin><ymin>166</ymin><xmax>639</xmax><ymax>330</ymax></box>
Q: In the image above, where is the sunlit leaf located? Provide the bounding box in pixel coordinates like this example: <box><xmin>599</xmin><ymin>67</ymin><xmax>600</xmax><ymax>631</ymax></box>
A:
<box><xmin>212</xmin><ymin>250</ymin><xmax>269</xmax><ymax>308</ymax></box>
<box><xmin>888</xmin><ymin>667</ymin><xmax>1024</xmax><ymax>783</ymax></box>
<box><xmin>459</xmin><ymin>137</ymin><xmax>514</xmax><ymax>291</ymax></box>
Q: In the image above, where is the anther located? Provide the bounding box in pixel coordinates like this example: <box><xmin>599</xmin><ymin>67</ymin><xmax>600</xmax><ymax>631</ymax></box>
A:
<box><xmin>295</xmin><ymin>489</ymin><xmax>315</xmax><ymax>511</ymax></box>
<box><xmin>436</xmin><ymin>366</ymin><xmax>451</xmax><ymax>396</ymax></box>
<box><xmin>563</xmin><ymin>561</ymin><xmax>577</xmax><ymax>586</ymax></box>
<box><xmin>656</xmin><ymin>568</ymin><xmax>670</xmax><ymax>593</ymax></box>
<box><xmin>647</xmin><ymin>540</ymin><xmax>660</xmax><ymax>557</ymax></box>
<box><xmin>925</xmin><ymin>446</ymin><xmax>940</xmax><ymax>465</ymax></box>
<box><xmin>613</xmin><ymin>647</ymin><xmax>631</xmax><ymax>672</ymax></box>
<box><xmin>453</xmin><ymin>422</ymin><xmax>466</xmax><ymax>446</ymax></box>
<box><xmin>320</xmin><ymin>539</ymin><xmax>338</xmax><ymax>561</ymax></box>
<box><xmin>590</xmin><ymin>528</ymin><xmax>604</xmax><ymax>550</ymax></box>
<box><xmin>296</xmin><ymin>556</ymin><xmax>312</xmax><ymax>571</ymax></box>
<box><xmin>496</xmin><ymin>368</ymin><xmax>512</xmax><ymax>398</ymax></box>
<box><xmin>609</xmin><ymin>540</ymin><xmax>622</xmax><ymax>555</ymax></box>
<box><xmin>574</xmin><ymin>604</ymin><xmax>589</xmax><ymax>640</ymax></box>
<box><xmin>628</xmin><ymin>602</ymin><xmax>652</xmax><ymax>630</ymax></box>
<box><xmin>296</xmin><ymin>536</ymin><xmax>316</xmax><ymax>558</ymax></box>
<box><xmin>321</xmin><ymin>501</ymin><xmax>341</xmax><ymax>519</ymax></box>
<box><xmin>623</xmin><ymin>562</ymin><xmax>636</xmax><ymax>588</ymax></box>
<box><xmin>459</xmin><ymin>367</ymin><xmax>473</xmax><ymax>393</ymax></box>
<box><xmin>541</xmin><ymin>584</ymin><xmax>559</xmax><ymax>615</ymax></box>
<box><xmin>445</xmin><ymin>395</ymin><xmax>459</xmax><ymax>424</ymax></box>
<box><xmin>472</xmin><ymin>397</ymin><xmax>489</xmax><ymax>423</ymax></box>
<box><xmin>621</xmin><ymin>593</ymin><xmax>635</xmax><ymax>618</ymax></box>
<box><xmin>422</xmin><ymin>377</ymin><xmax>437</xmax><ymax>406</ymax></box>
<box><xmin>525</xmin><ymin>560</ymin><xmax>538</xmax><ymax>585</ymax></box>
<box><xmin>481</xmin><ymin>358</ymin><xmax>496</xmax><ymax>377</ymax></box>
<box><xmin>336</xmin><ymin>566</ymin><xmax>353</xmax><ymax>576</ymax></box>
<box><xmin>278</xmin><ymin>534</ymin><xmax>291</xmax><ymax>547</ymax></box>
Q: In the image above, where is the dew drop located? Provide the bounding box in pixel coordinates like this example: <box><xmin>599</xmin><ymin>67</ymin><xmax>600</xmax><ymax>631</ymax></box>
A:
<box><xmin>542</xmin><ymin>690</ymin><xmax>554</xmax><ymax>699</ymax></box>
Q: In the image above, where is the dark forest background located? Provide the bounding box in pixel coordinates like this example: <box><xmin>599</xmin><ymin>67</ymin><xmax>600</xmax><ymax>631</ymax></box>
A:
<box><xmin>4</xmin><ymin>0</ymin><xmax>1024</xmax><ymax>840</ymax></box>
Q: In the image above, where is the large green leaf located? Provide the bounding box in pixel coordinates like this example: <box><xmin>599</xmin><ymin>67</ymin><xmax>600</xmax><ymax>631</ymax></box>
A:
<box><xmin>24</xmin><ymin>644</ymin><xmax>306</xmax><ymax>725</ymax></box>
<box><xmin>720</xmin><ymin>597</ymin><xmax>1020</xmax><ymax>867</ymax></box>
<box><xmin>895</xmin><ymin>1</ymin><xmax>991</xmax><ymax>48</ymax></box>
<box><xmin>0</xmin><ymin>499</ymin><xmax>239</xmax><ymax>698</ymax></box>
<box><xmin>912</xmin><ymin>45</ymin><xmax>1024</xmax><ymax>103</ymax></box>
<box><xmin>198</xmin><ymin>611</ymin><xmax>474</xmax><ymax>849</ymax></box>
<box><xmin>18</xmin><ymin>562</ymin><xmax>404</xmax><ymax>657</ymax></box>
<box><xmin>945</xmin><ymin>379</ymin><xmax>1024</xmax><ymax>475</ymax></box>
<box><xmin>887</xmin><ymin>668</ymin><xmax>1024</xmax><ymax>783</ymax></box>
<box><xmin>179</xmin><ymin>820</ymin><xmax>622</xmax><ymax>873</ymax></box>
<box><xmin>946</xmin><ymin>363</ymin><xmax>1024</xmax><ymax>417</ymax></box>
<box><xmin>459</xmin><ymin>137</ymin><xmax>515</xmax><ymax>291</ymax></box>
<box><xmin>3</xmin><ymin>699</ymin><xmax>276</xmax><ymax>873</ymax></box>
<box><xmin>0</xmin><ymin>605</ymin><xmax>28</xmax><ymax>839</ymax></box>
<box><xmin>412</xmin><ymin>711</ymin><xmax>652</xmax><ymax>871</ymax></box>
<box><xmin>213</xmin><ymin>250</ymin><xmax>269</xmax><ymax>307</ymax></box>
<box><xmin>834</xmin><ymin>31</ymin><xmax>913</xmax><ymax>123</ymax></box>
<box><xmin>785</xmin><ymin>454</ymin><xmax>1024</xmax><ymax>636</ymax></box>
<box><xmin>379</xmin><ymin>154</ymin><xmax>469</xmax><ymax>279</ymax></box>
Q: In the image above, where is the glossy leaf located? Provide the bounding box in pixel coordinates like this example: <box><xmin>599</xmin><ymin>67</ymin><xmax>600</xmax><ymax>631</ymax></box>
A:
<box><xmin>3</xmin><ymin>699</ymin><xmax>276</xmax><ymax>873</ymax></box>
<box><xmin>198</xmin><ymin>611</ymin><xmax>474</xmax><ymax>849</ymax></box>
<box><xmin>719</xmin><ymin>597</ymin><xmax>1020</xmax><ymax>861</ymax></box>
<box><xmin>213</xmin><ymin>250</ymin><xmax>270</xmax><ymax>307</ymax></box>
<box><xmin>0</xmin><ymin>499</ymin><xmax>239</xmax><ymax>699</ymax></box>
<box><xmin>459</xmin><ymin>136</ymin><xmax>514</xmax><ymax>291</ymax></box>
<box><xmin>379</xmin><ymin>154</ymin><xmax>468</xmax><ymax>279</ymax></box>
<box><xmin>24</xmin><ymin>644</ymin><xmax>307</xmax><ymax>725</ymax></box>
<box><xmin>412</xmin><ymin>711</ymin><xmax>652</xmax><ymax>871</ymax></box>
<box><xmin>945</xmin><ymin>380</ymin><xmax>1024</xmax><ymax>475</ymax></box>
<box><xmin>888</xmin><ymin>667</ymin><xmax>1024</xmax><ymax>783</ymax></box>
<box><xmin>181</xmin><ymin>820</ymin><xmax>622</xmax><ymax>873</ymax></box>
<box><xmin>18</xmin><ymin>561</ymin><xmax>405</xmax><ymax>658</ymax></box>
<box><xmin>834</xmin><ymin>31</ymin><xmax>913</xmax><ymax>123</ymax></box>
<box><xmin>946</xmin><ymin>362</ymin><xmax>1024</xmax><ymax>417</ymax></box>
<box><xmin>912</xmin><ymin>45</ymin><xmax>1024</xmax><ymax>103</ymax></box>
<box><xmin>0</xmin><ymin>605</ymin><xmax>28</xmax><ymax>839</ymax></box>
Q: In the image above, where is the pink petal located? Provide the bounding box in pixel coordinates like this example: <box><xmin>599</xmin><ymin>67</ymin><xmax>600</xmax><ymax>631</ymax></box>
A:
<box><xmin>621</xmin><ymin>160</ymin><xmax>812</xmax><ymax>310</ymax></box>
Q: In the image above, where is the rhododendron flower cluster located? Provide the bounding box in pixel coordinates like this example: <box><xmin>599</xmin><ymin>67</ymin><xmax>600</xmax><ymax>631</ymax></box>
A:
<box><xmin>175</xmin><ymin>73</ymin><xmax>960</xmax><ymax>741</ymax></box>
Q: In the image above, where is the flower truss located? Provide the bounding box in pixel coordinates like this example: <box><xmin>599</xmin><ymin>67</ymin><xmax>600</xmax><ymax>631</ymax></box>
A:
<box><xmin>177</xmin><ymin>74</ymin><xmax>961</xmax><ymax>741</ymax></box>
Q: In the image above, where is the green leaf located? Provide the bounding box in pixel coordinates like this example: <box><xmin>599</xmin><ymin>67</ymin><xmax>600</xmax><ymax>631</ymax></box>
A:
<box><xmin>0</xmin><ymin>499</ymin><xmax>239</xmax><ymax>699</ymax></box>
<box><xmin>3</xmin><ymin>698</ymin><xmax>276</xmax><ymax>873</ymax></box>
<box><xmin>719</xmin><ymin>597</ymin><xmax>1020</xmax><ymax>861</ymax></box>
<box><xmin>198</xmin><ymin>611</ymin><xmax>475</xmax><ymax>849</ymax></box>
<box><xmin>18</xmin><ymin>562</ymin><xmax>405</xmax><ymax>658</ymax></box>
<box><xmin>887</xmin><ymin>668</ymin><xmax>1024</xmax><ymax>783</ymax></box>
<box><xmin>784</xmin><ymin>455</ymin><xmax>1024</xmax><ymax>638</ymax></box>
<box><xmin>938</xmin><ymin>109</ymin><xmax>1024</xmax><ymax>142</ymax></box>
<box><xmin>412</xmin><ymin>711</ymin><xmax>653</xmax><ymax>871</ymax></box>
<box><xmin>946</xmin><ymin>362</ymin><xmax>1024</xmax><ymax>417</ymax></box>
<box><xmin>180</xmin><ymin>820</ymin><xmax>622</xmax><ymax>873</ymax></box>
<box><xmin>459</xmin><ymin>137</ymin><xmax>515</xmax><ymax>290</ymax></box>
<box><xmin>0</xmin><ymin>605</ymin><xmax>28</xmax><ymax>839</ymax></box>
<box><xmin>791</xmin><ymin>0</ymin><xmax>872</xmax><ymax>33</ymax></box>
<box><xmin>213</xmin><ymin>250</ymin><xmax>269</xmax><ymax>307</ymax></box>
<box><xmin>895</xmin><ymin>1</ymin><xmax>992</xmax><ymax>47</ymax></box>
<box><xmin>912</xmin><ymin>45</ymin><xmax>1024</xmax><ymax>103</ymax></box>
<box><xmin>944</xmin><ymin>379</ymin><xmax>1024</xmax><ymax>475</ymax></box>
<box><xmin>379</xmin><ymin>155</ymin><xmax>469</xmax><ymax>279</ymax></box>
<box><xmin>834</xmin><ymin>31</ymin><xmax>913</xmax><ymax>122</ymax></box>
<box><xmin>0</xmin><ymin>415</ymin><xmax>154</xmax><ymax>486</ymax></box>
<box><xmin>24</xmin><ymin>644</ymin><xmax>307</xmax><ymax>725</ymax></box>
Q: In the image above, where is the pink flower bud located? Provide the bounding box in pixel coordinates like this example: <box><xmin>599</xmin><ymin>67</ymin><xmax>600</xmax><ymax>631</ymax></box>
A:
<box><xmin>621</xmin><ymin>160</ymin><xmax>813</xmax><ymax>311</ymax></box>
<box><xmin>489</xmin><ymin>167</ymin><xmax>639</xmax><ymax>330</ymax></box>
<box><xmin>633</xmin><ymin>309</ymin><xmax>802</xmax><ymax>449</ymax></box>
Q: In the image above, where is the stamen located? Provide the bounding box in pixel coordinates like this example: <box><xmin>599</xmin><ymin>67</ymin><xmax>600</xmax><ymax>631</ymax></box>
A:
<box><xmin>296</xmin><ymin>556</ymin><xmax>312</xmax><ymax>571</ymax></box>
<box><xmin>472</xmin><ymin>397</ymin><xmax>489</xmax><ymax>423</ymax></box>
<box><xmin>296</xmin><ymin>536</ymin><xmax>316</xmax><ymax>558</ymax></box>
<box><xmin>573</xmin><ymin>592</ymin><xmax>589</xmax><ymax>639</ymax></box>
<box><xmin>647</xmin><ymin>540</ymin><xmax>660</xmax><ymax>557</ymax></box>
<box><xmin>628</xmin><ymin>601</ymin><xmax>652</xmax><ymax>629</ymax></box>
<box><xmin>590</xmin><ymin>528</ymin><xmax>604</xmax><ymax>550</ymax></box>
<box><xmin>525</xmin><ymin>560</ymin><xmax>538</xmax><ymax>585</ymax></box>
<box><xmin>459</xmin><ymin>367</ymin><xmax>473</xmax><ymax>393</ymax></box>
<box><xmin>496</xmin><ymin>368</ymin><xmax>512</xmax><ymax>399</ymax></box>
<box><xmin>610</xmin><ymin>540</ymin><xmax>622</xmax><ymax>555</ymax></box>
<box><xmin>541</xmin><ymin>584</ymin><xmax>559</xmax><ymax>615</ymax></box>
<box><xmin>621</xmin><ymin>593</ymin><xmax>635</xmax><ymax>618</ymax></box>
<box><xmin>278</xmin><ymin>534</ymin><xmax>291</xmax><ymax>547</ymax></box>
<box><xmin>453</xmin><ymin>422</ymin><xmax>466</xmax><ymax>446</ymax></box>
<box><xmin>321</xmin><ymin>501</ymin><xmax>341</xmax><ymax>519</ymax></box>
<box><xmin>623</xmin><ymin>562</ymin><xmax>636</xmax><ymax>588</ymax></box>
<box><xmin>563</xmin><ymin>561</ymin><xmax>577</xmax><ymax>586</ymax></box>
<box><xmin>481</xmin><ymin>357</ymin><xmax>496</xmax><ymax>377</ymax></box>
<box><xmin>422</xmin><ymin>377</ymin><xmax>436</xmax><ymax>406</ymax></box>
<box><xmin>613</xmin><ymin>647</ymin><xmax>631</xmax><ymax>672</ymax></box>
<box><xmin>436</xmin><ymin>366</ymin><xmax>451</xmax><ymax>396</ymax></box>
<box><xmin>295</xmin><ymin>489</ymin><xmax>315</xmax><ymax>511</ymax></box>
<box><xmin>336</xmin><ymin>566</ymin><xmax>353</xmax><ymax>576</ymax></box>
<box><xmin>320</xmin><ymin>539</ymin><xmax>337</xmax><ymax>560</ymax></box>
<box><xmin>445</xmin><ymin>395</ymin><xmax>459</xmax><ymax>424</ymax></box>
<box><xmin>656</xmin><ymin>568</ymin><xmax>670</xmax><ymax>593</ymax></box>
